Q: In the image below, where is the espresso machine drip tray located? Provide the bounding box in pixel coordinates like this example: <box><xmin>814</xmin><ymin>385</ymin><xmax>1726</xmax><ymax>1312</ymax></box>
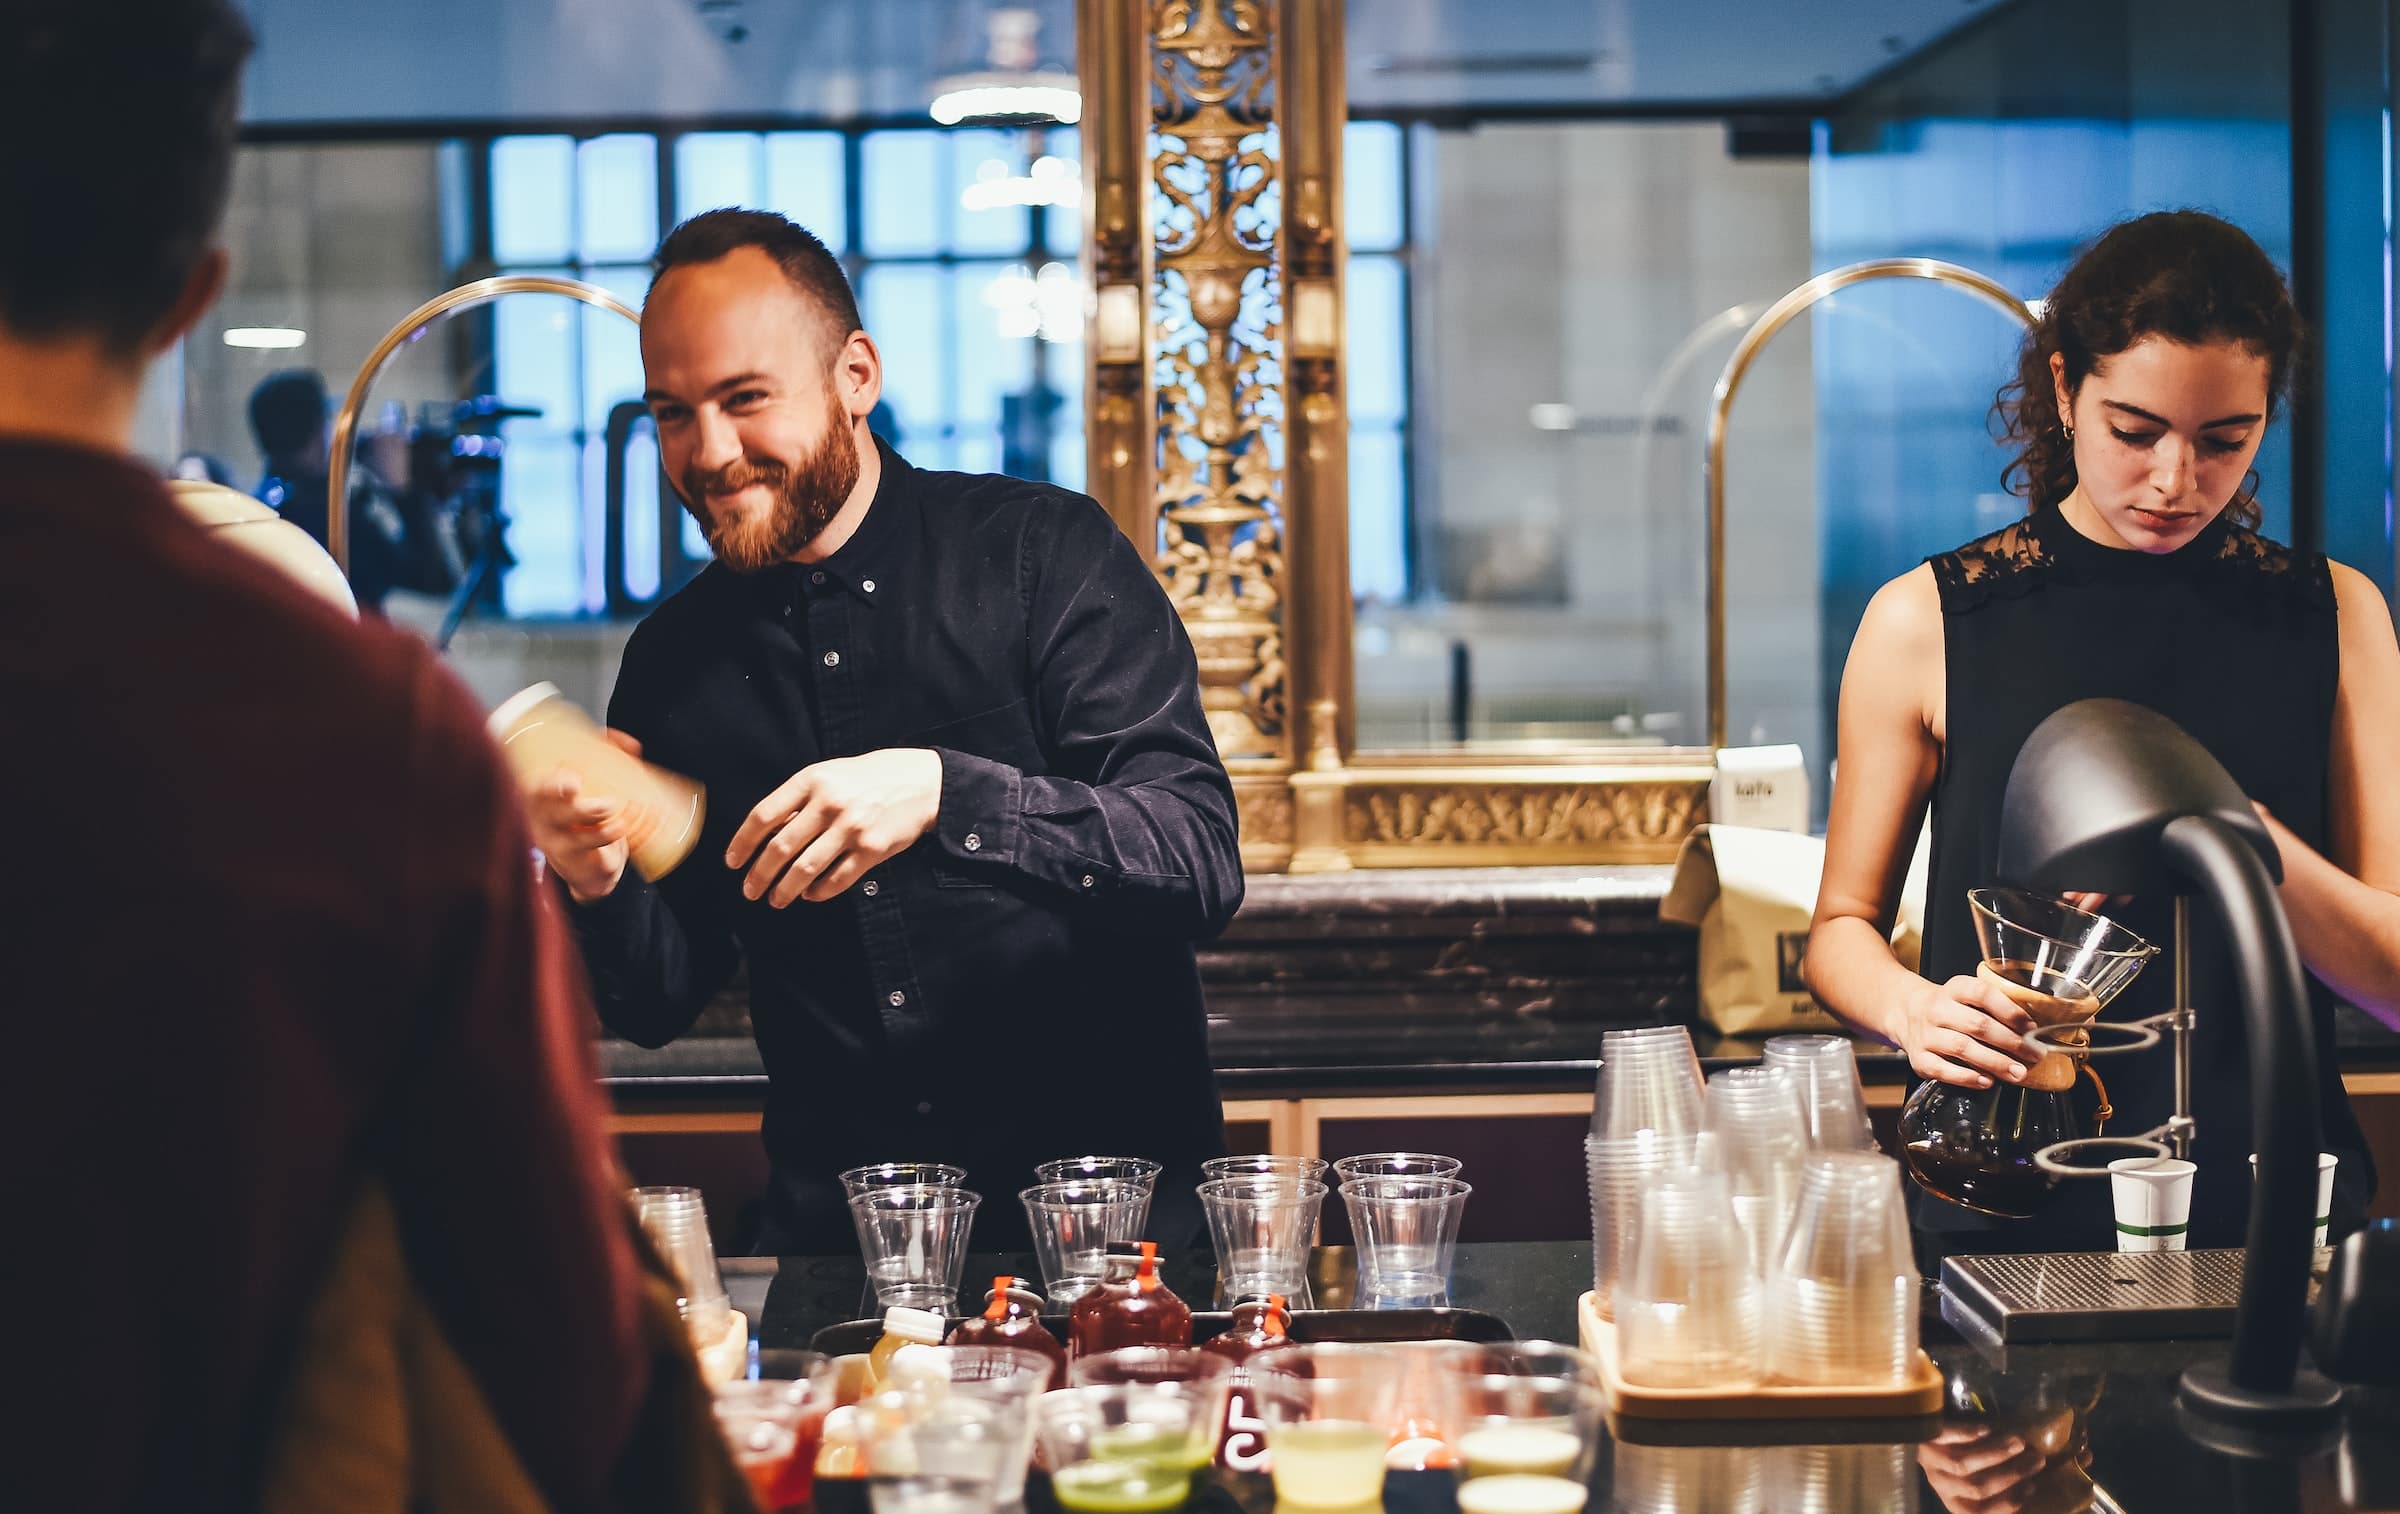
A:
<box><xmin>1941</xmin><ymin>1249</ymin><xmax>2250</xmax><ymax>1343</ymax></box>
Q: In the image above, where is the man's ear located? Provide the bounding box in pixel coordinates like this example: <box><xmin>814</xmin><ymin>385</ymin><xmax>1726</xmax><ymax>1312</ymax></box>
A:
<box><xmin>146</xmin><ymin>247</ymin><xmax>228</xmax><ymax>356</ymax></box>
<box><xmin>835</xmin><ymin>330</ymin><xmax>883</xmax><ymax>420</ymax></box>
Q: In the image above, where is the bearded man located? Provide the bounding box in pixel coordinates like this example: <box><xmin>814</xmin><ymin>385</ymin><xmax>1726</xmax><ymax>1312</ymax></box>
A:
<box><xmin>532</xmin><ymin>210</ymin><xmax>1241</xmax><ymax>1255</ymax></box>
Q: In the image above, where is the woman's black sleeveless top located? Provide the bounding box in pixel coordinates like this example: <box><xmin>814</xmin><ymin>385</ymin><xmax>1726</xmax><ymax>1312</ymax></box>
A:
<box><xmin>1917</xmin><ymin>502</ymin><xmax>2372</xmax><ymax>1252</ymax></box>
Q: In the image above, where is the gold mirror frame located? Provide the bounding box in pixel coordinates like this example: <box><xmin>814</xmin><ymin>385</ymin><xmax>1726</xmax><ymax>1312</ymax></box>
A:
<box><xmin>324</xmin><ymin>274</ymin><xmax>642</xmax><ymax>572</ymax></box>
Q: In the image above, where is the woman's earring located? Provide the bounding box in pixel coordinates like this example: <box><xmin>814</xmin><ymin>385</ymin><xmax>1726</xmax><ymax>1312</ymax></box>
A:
<box><xmin>2062</xmin><ymin>422</ymin><xmax>2076</xmax><ymax>446</ymax></box>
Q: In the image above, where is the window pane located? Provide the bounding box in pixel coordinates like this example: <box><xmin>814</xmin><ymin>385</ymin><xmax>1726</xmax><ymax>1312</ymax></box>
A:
<box><xmin>862</xmin><ymin>131</ymin><xmax>944</xmax><ymax>256</ymax></box>
<box><xmin>675</xmin><ymin>132</ymin><xmax>761</xmax><ymax>223</ymax></box>
<box><xmin>491</xmin><ymin>135</ymin><xmax>575</xmax><ymax>264</ymax></box>
<box><xmin>956</xmin><ymin>431</ymin><xmax>1001</xmax><ymax>475</ymax></box>
<box><xmin>1345</xmin><ymin>120</ymin><xmax>1405</xmax><ymax>252</ymax></box>
<box><xmin>765</xmin><ymin>132</ymin><xmax>848</xmax><ymax>250</ymax></box>
<box><xmin>623</xmin><ymin>419</ymin><xmax>661</xmax><ymax>601</ymax></box>
<box><xmin>581</xmin><ymin>265</ymin><xmax>650</xmax><ymax>433</ymax></box>
<box><xmin>500</xmin><ymin>434</ymin><xmax>581</xmax><ymax>616</ymax></box>
<box><xmin>952</xmin><ymin>129</ymin><xmax>1027</xmax><ymax>255</ymax></box>
<box><xmin>1049</xmin><ymin>434</ymin><xmax>1086</xmax><ymax>493</ymax></box>
<box><xmin>1350</xmin><ymin>427</ymin><xmax>1408</xmax><ymax>603</ymax></box>
<box><xmin>1041</xmin><ymin>126</ymin><xmax>1081</xmax><ymax>254</ymax></box>
<box><xmin>955</xmin><ymin>262</ymin><xmax>1033</xmax><ymax>426</ymax></box>
<box><xmin>492</xmin><ymin>284</ymin><xmax>579</xmax><ymax>440</ymax></box>
<box><xmin>1348</xmin><ymin>254</ymin><xmax>1407</xmax><ymax>425</ymax></box>
<box><xmin>860</xmin><ymin>264</ymin><xmax>946</xmax><ymax>436</ymax></box>
<box><xmin>578</xmin><ymin>133</ymin><xmax>658</xmax><ymax>263</ymax></box>
<box><xmin>438</xmin><ymin>140</ymin><xmax>474</xmax><ymax>273</ymax></box>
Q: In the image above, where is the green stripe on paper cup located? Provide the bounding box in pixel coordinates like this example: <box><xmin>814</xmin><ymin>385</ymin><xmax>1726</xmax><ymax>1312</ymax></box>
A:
<box><xmin>2115</xmin><ymin>1219</ymin><xmax>2190</xmax><ymax>1238</ymax></box>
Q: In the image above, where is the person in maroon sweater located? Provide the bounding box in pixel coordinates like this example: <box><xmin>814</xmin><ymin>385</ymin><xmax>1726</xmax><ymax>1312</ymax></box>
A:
<box><xmin>0</xmin><ymin>4</ymin><xmax>660</xmax><ymax>1507</ymax></box>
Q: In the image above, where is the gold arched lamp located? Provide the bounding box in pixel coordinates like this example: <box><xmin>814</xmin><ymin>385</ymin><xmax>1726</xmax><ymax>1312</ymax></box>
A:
<box><xmin>324</xmin><ymin>274</ymin><xmax>642</xmax><ymax>574</ymax></box>
<box><xmin>1703</xmin><ymin>258</ymin><xmax>2035</xmax><ymax>749</ymax></box>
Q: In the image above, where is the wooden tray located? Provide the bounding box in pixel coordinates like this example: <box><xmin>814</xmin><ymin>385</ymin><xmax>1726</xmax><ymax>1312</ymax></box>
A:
<box><xmin>1579</xmin><ymin>1291</ymin><xmax>1943</xmax><ymax>1421</ymax></box>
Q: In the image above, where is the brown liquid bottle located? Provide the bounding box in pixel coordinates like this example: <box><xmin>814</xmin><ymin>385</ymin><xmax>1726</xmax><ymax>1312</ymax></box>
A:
<box><xmin>1069</xmin><ymin>1241</ymin><xmax>1193</xmax><ymax>1359</ymax></box>
<box><xmin>948</xmin><ymin>1274</ymin><xmax>1068</xmax><ymax>1389</ymax></box>
<box><xmin>1200</xmin><ymin>1293</ymin><xmax>1293</xmax><ymax>1368</ymax></box>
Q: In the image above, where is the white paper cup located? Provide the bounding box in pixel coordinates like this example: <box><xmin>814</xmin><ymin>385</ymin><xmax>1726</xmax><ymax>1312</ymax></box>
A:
<box><xmin>2108</xmin><ymin>1157</ymin><xmax>2195</xmax><ymax>1252</ymax></box>
<box><xmin>2249</xmin><ymin>1151</ymin><xmax>2339</xmax><ymax>1247</ymax></box>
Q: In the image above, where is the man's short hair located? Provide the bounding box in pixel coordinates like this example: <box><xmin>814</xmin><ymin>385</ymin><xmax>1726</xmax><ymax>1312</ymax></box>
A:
<box><xmin>0</xmin><ymin>1</ymin><xmax>254</xmax><ymax>356</ymax></box>
<box><xmin>651</xmin><ymin>209</ymin><xmax>864</xmax><ymax>355</ymax></box>
<box><xmin>249</xmin><ymin>369</ymin><xmax>329</xmax><ymax>461</ymax></box>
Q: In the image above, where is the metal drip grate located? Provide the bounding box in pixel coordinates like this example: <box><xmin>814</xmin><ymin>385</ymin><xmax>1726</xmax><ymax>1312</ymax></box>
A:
<box><xmin>1940</xmin><ymin>1248</ymin><xmax>2247</xmax><ymax>1342</ymax></box>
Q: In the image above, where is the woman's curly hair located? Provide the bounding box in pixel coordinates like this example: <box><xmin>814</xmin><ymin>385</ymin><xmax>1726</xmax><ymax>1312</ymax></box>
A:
<box><xmin>1993</xmin><ymin>210</ymin><xmax>2300</xmax><ymax>529</ymax></box>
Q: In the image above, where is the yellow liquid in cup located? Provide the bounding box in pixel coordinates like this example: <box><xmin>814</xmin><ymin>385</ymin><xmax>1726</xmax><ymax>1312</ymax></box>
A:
<box><xmin>1052</xmin><ymin>1459</ymin><xmax>1193</xmax><ymax>1513</ymax></box>
<box><xmin>1456</xmin><ymin>1474</ymin><xmax>1589</xmax><ymax>1514</ymax></box>
<box><xmin>1269</xmin><ymin>1421</ymin><xmax>1390</xmax><ymax>1507</ymax></box>
<box><xmin>1455</xmin><ymin>1424</ymin><xmax>1582</xmax><ymax>1478</ymax></box>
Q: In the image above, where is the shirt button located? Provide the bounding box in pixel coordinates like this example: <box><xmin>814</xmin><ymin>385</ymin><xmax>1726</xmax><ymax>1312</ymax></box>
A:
<box><xmin>822</xmin><ymin>650</ymin><xmax>840</xmax><ymax>668</ymax></box>
<box><xmin>888</xmin><ymin>990</ymin><xmax>907</xmax><ymax>1008</ymax></box>
<box><xmin>862</xmin><ymin>579</ymin><xmax>877</xmax><ymax>593</ymax></box>
<box><xmin>811</xmin><ymin>571</ymin><xmax>826</xmax><ymax>585</ymax></box>
<box><xmin>963</xmin><ymin>833</ymin><xmax>982</xmax><ymax>852</ymax></box>
<box><xmin>1082</xmin><ymin>874</ymin><xmax>1096</xmax><ymax>889</ymax></box>
<box><xmin>862</xmin><ymin>880</ymin><xmax>880</xmax><ymax>897</ymax></box>
<box><xmin>916</xmin><ymin>1101</ymin><xmax>934</xmax><ymax>1116</ymax></box>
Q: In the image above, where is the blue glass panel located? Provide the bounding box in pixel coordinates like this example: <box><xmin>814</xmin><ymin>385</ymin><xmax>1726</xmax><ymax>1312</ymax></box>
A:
<box><xmin>490</xmin><ymin>136</ymin><xmax>575</xmax><ymax>265</ymax></box>
<box><xmin>954</xmin><ymin>262</ymin><xmax>1033</xmax><ymax>425</ymax></box>
<box><xmin>1344</xmin><ymin>121</ymin><xmax>1405</xmax><ymax>252</ymax></box>
<box><xmin>492</xmin><ymin>282</ymin><xmax>579</xmax><ymax>441</ymax></box>
<box><xmin>1349</xmin><ymin>427</ymin><xmax>1408</xmax><ymax>603</ymax></box>
<box><xmin>581</xmin><ymin>264</ymin><xmax>652</xmax><ymax>432</ymax></box>
<box><xmin>674</xmin><ymin>132</ymin><xmax>762</xmax><ymax>223</ymax></box>
<box><xmin>765</xmin><ymin>132</ymin><xmax>849</xmax><ymax>251</ymax></box>
<box><xmin>952</xmin><ymin>128</ymin><xmax>1028</xmax><ymax>255</ymax></box>
<box><xmin>860</xmin><ymin>264</ymin><xmax>947</xmax><ymax>436</ymax></box>
<box><xmin>578</xmin><ymin>439</ymin><xmax>610</xmax><ymax>612</ymax></box>
<box><xmin>862</xmin><ymin>131</ymin><xmax>944</xmax><ymax>256</ymax></box>
<box><xmin>1049</xmin><ymin>434</ymin><xmax>1086</xmax><ymax>493</ymax></box>
<box><xmin>956</xmin><ymin>430</ymin><xmax>1001</xmax><ymax>475</ymax></box>
<box><xmin>682</xmin><ymin>511</ymin><xmax>712</xmax><ymax>560</ymax></box>
<box><xmin>1041</xmin><ymin>126</ymin><xmax>1081</xmax><ymax>253</ymax></box>
<box><xmin>1347</xmin><ymin>254</ymin><xmax>1407</xmax><ymax>424</ymax></box>
<box><xmin>578</xmin><ymin>133</ymin><xmax>659</xmax><ymax>263</ymax></box>
<box><xmin>623</xmin><ymin>420</ymin><xmax>661</xmax><ymax>601</ymax></box>
<box><xmin>500</xmin><ymin>433</ymin><xmax>581</xmax><ymax>616</ymax></box>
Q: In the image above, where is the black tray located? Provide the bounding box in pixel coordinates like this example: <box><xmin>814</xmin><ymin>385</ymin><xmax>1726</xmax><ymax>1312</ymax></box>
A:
<box><xmin>808</xmin><ymin>1305</ymin><xmax>1513</xmax><ymax>1357</ymax></box>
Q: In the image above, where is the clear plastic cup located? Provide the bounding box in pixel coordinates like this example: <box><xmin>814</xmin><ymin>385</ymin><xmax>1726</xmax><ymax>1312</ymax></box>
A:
<box><xmin>1698</xmin><ymin>1065</ymin><xmax>1810</xmax><ymax>1278</ymax></box>
<box><xmin>1250</xmin><ymin>1344</ymin><xmax>1405</xmax><ymax>1508</ymax></box>
<box><xmin>1203</xmin><ymin>1154</ymin><xmax>1331</xmax><ymax>1182</ymax></box>
<box><xmin>1034</xmin><ymin>1382</ymin><xmax>1219</xmax><ymax>1514</ymax></box>
<box><xmin>897</xmin><ymin>1345</ymin><xmax>1051</xmax><ymax>1504</ymax></box>
<box><xmin>1439</xmin><ymin>1351</ymin><xmax>1604</xmax><ymax>1514</ymax></box>
<box><xmin>1330</xmin><ymin>1151</ymin><xmax>1465</xmax><ymax>1183</ymax></box>
<box><xmin>1068</xmin><ymin>1346</ymin><xmax>1238</xmax><ymax>1460</ymax></box>
<box><xmin>1585</xmin><ymin>1128</ymin><xmax>1698</xmax><ymax>1320</ymax></box>
<box><xmin>1613</xmin><ymin>1441</ymin><xmax>1766</xmax><ymax>1514</ymax></box>
<box><xmin>1765</xmin><ymin>1153</ymin><xmax>1919</xmax><ymax>1387</ymax></box>
<box><xmin>862</xmin><ymin>1389</ymin><xmax>1012</xmax><ymax>1496</ymax></box>
<box><xmin>842</xmin><ymin>1162</ymin><xmax>971</xmax><ymax>1197</ymax></box>
<box><xmin>631</xmin><ymin>1185</ymin><xmax>732</xmax><ymax>1346</ymax></box>
<box><xmin>1616</xmin><ymin>1168</ymin><xmax>1763</xmax><ymax>1389</ymax></box>
<box><xmin>848</xmin><ymin>1184</ymin><xmax>983</xmax><ymax>1312</ymax></box>
<box><xmin>1021</xmin><ymin>1179</ymin><xmax>1150</xmax><ymax>1306</ymax></box>
<box><xmin>1341</xmin><ymin>1175</ymin><xmax>1472</xmax><ymax>1307</ymax></box>
<box><xmin>1595</xmin><ymin>1027</ymin><xmax>1706</xmax><ymax>1139</ymax></box>
<box><xmin>1035</xmin><ymin>1157</ymin><xmax>1162</xmax><ymax>1234</ymax></box>
<box><xmin>749</xmin><ymin>1351</ymin><xmax>836</xmax><ymax>1508</ymax></box>
<box><xmin>868</xmin><ymin>1474</ymin><xmax>1001</xmax><ymax>1514</ymax></box>
<box><xmin>489</xmin><ymin>682</ymin><xmax>707</xmax><ymax>880</ymax></box>
<box><xmin>714</xmin><ymin>1379</ymin><xmax>810</xmax><ymax>1511</ymax></box>
<box><xmin>1197</xmin><ymin>1177</ymin><xmax>1327</xmax><ymax>1302</ymax></box>
<box><xmin>1761</xmin><ymin>1035</ymin><xmax>1876</xmax><ymax>1151</ymax></box>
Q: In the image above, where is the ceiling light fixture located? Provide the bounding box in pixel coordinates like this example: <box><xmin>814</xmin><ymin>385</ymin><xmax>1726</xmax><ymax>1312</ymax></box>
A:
<box><xmin>929</xmin><ymin>6</ymin><xmax>1078</xmax><ymax>126</ymax></box>
<box><xmin>222</xmin><ymin>326</ymin><xmax>308</xmax><ymax>349</ymax></box>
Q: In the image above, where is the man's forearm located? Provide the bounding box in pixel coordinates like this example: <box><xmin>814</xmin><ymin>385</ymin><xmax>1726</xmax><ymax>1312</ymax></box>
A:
<box><xmin>560</xmin><ymin>870</ymin><xmax>729</xmax><ymax>1046</ymax></box>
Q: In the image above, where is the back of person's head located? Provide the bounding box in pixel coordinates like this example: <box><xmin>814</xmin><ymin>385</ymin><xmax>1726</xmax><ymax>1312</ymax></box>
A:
<box><xmin>1996</xmin><ymin>210</ymin><xmax>2299</xmax><ymax>525</ymax></box>
<box><xmin>250</xmin><ymin>369</ymin><xmax>330</xmax><ymax>463</ymax></box>
<box><xmin>0</xmin><ymin>0</ymin><xmax>253</xmax><ymax>358</ymax></box>
<box><xmin>651</xmin><ymin>209</ymin><xmax>862</xmax><ymax>357</ymax></box>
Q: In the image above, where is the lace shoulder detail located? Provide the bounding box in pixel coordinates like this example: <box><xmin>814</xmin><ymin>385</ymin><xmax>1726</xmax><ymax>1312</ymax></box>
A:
<box><xmin>1927</xmin><ymin>514</ymin><xmax>2056</xmax><ymax>613</ymax></box>
<box><xmin>2211</xmin><ymin>524</ymin><xmax>2337</xmax><ymax>613</ymax></box>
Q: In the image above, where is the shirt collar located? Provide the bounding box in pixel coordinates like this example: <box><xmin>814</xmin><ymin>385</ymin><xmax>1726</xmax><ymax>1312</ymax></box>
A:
<box><xmin>738</xmin><ymin>437</ymin><xmax>916</xmax><ymax>613</ymax></box>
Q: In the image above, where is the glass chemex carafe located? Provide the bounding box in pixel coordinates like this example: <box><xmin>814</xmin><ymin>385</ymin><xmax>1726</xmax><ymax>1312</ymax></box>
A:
<box><xmin>1898</xmin><ymin>888</ymin><xmax>2158</xmax><ymax>1218</ymax></box>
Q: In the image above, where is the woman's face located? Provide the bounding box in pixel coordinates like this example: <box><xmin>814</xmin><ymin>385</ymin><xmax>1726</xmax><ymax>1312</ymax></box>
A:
<box><xmin>2052</xmin><ymin>336</ymin><xmax>2271</xmax><ymax>552</ymax></box>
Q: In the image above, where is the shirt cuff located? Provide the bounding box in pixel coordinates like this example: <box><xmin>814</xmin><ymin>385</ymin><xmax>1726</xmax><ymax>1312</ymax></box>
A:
<box><xmin>932</xmin><ymin>747</ymin><xmax>1023</xmax><ymax>867</ymax></box>
<box><xmin>554</xmin><ymin>865</ymin><xmax>658</xmax><ymax>934</ymax></box>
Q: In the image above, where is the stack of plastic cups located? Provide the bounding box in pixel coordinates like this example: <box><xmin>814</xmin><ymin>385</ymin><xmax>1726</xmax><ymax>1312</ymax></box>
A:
<box><xmin>1615</xmin><ymin>1167</ymin><xmax>1763</xmax><ymax>1389</ymax></box>
<box><xmin>1034</xmin><ymin>1156</ymin><xmax>1163</xmax><ymax>1237</ymax></box>
<box><xmin>631</xmin><ymin>1186</ymin><xmax>732</xmax><ymax>1352</ymax></box>
<box><xmin>849</xmin><ymin>1184</ymin><xmax>984</xmax><ymax>1313</ymax></box>
<box><xmin>1765</xmin><ymin>1152</ymin><xmax>1919</xmax><ymax>1388</ymax></box>
<box><xmin>1612</xmin><ymin>1442</ymin><xmax>1765</xmax><ymax>1514</ymax></box>
<box><xmin>1760</xmin><ymin>1035</ymin><xmax>1875</xmax><ymax>1151</ymax></box>
<box><xmin>1765</xmin><ymin>1444</ymin><xmax>1915</xmax><ymax>1514</ymax></box>
<box><xmin>1697</xmin><ymin>1065</ymin><xmax>1810</xmax><ymax>1280</ymax></box>
<box><xmin>1020</xmin><ymin>1178</ymin><xmax>1150</xmax><ymax>1307</ymax></box>
<box><xmin>1586</xmin><ymin>1027</ymin><xmax>1704</xmax><ymax>1318</ymax></box>
<box><xmin>1197</xmin><ymin>1177</ymin><xmax>1327</xmax><ymax>1304</ymax></box>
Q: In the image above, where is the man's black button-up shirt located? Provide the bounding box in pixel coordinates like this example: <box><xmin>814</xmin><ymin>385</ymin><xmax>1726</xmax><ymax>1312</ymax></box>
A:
<box><xmin>567</xmin><ymin>444</ymin><xmax>1241</xmax><ymax>1249</ymax></box>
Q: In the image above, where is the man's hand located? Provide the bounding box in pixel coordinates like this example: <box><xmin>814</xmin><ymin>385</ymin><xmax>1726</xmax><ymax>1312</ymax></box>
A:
<box><xmin>523</xmin><ymin>731</ymin><xmax>645</xmax><ymax>904</ymax></box>
<box><xmin>726</xmin><ymin>748</ymin><xmax>944</xmax><ymax>906</ymax></box>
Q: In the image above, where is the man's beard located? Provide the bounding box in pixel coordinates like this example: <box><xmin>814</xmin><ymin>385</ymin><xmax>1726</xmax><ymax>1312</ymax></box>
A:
<box><xmin>679</xmin><ymin>397</ymin><xmax>861</xmax><ymax>573</ymax></box>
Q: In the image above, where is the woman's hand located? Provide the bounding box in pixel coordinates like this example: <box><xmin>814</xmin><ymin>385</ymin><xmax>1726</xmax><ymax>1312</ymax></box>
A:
<box><xmin>1895</xmin><ymin>973</ymin><xmax>2043</xmax><ymax>1088</ymax></box>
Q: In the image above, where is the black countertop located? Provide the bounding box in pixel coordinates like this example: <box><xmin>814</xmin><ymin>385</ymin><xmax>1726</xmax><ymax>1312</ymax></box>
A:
<box><xmin>738</xmin><ymin>1239</ymin><xmax>2400</xmax><ymax>1513</ymax></box>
